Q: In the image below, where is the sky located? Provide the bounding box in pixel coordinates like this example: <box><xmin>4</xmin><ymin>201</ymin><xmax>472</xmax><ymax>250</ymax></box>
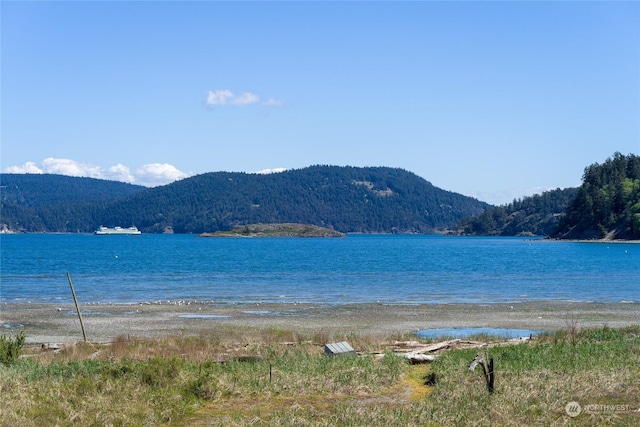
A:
<box><xmin>1</xmin><ymin>1</ymin><xmax>639</xmax><ymax>205</ymax></box>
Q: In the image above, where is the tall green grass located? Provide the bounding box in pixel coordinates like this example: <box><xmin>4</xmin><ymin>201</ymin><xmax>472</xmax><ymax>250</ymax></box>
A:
<box><xmin>1</xmin><ymin>326</ymin><xmax>638</xmax><ymax>426</ymax></box>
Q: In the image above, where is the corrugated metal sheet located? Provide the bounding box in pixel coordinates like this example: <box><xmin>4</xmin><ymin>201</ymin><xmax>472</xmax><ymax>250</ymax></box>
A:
<box><xmin>324</xmin><ymin>341</ymin><xmax>356</xmax><ymax>357</ymax></box>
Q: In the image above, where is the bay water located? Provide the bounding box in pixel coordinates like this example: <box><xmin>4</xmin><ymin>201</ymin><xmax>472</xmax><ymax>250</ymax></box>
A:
<box><xmin>1</xmin><ymin>234</ymin><xmax>638</xmax><ymax>305</ymax></box>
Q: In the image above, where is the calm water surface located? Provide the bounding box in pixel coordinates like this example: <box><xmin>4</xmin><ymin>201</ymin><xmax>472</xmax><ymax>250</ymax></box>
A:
<box><xmin>1</xmin><ymin>234</ymin><xmax>638</xmax><ymax>305</ymax></box>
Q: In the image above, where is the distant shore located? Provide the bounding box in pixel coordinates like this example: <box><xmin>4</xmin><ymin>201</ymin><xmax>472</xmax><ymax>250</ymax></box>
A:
<box><xmin>2</xmin><ymin>301</ymin><xmax>638</xmax><ymax>345</ymax></box>
<box><xmin>541</xmin><ymin>238</ymin><xmax>640</xmax><ymax>244</ymax></box>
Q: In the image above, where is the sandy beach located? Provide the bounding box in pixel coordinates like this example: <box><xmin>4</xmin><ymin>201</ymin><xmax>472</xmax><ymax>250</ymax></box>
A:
<box><xmin>2</xmin><ymin>301</ymin><xmax>639</xmax><ymax>344</ymax></box>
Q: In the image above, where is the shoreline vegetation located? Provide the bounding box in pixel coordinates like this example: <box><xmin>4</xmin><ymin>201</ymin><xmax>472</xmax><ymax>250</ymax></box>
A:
<box><xmin>1</xmin><ymin>303</ymin><xmax>638</xmax><ymax>425</ymax></box>
<box><xmin>199</xmin><ymin>223</ymin><xmax>346</xmax><ymax>238</ymax></box>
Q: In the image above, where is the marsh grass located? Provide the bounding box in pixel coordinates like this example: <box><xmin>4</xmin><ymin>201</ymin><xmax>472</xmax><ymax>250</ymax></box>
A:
<box><xmin>1</xmin><ymin>325</ymin><xmax>638</xmax><ymax>426</ymax></box>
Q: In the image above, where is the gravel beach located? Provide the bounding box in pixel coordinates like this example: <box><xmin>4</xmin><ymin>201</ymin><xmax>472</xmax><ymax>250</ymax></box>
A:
<box><xmin>2</xmin><ymin>301</ymin><xmax>639</xmax><ymax>344</ymax></box>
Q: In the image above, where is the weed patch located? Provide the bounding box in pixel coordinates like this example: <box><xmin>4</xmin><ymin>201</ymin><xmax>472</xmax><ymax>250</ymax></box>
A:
<box><xmin>0</xmin><ymin>331</ymin><xmax>26</xmax><ymax>366</ymax></box>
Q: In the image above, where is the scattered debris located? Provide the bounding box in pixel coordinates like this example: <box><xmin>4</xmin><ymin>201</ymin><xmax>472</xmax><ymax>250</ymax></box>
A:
<box><xmin>384</xmin><ymin>336</ymin><xmax>533</xmax><ymax>364</ymax></box>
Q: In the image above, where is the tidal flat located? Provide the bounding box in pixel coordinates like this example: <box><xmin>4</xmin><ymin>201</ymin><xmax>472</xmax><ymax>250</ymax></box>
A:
<box><xmin>2</xmin><ymin>301</ymin><xmax>639</xmax><ymax>344</ymax></box>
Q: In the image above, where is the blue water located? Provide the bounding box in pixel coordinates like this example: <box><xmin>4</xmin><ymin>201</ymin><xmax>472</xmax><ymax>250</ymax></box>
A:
<box><xmin>0</xmin><ymin>234</ymin><xmax>638</xmax><ymax>305</ymax></box>
<box><xmin>416</xmin><ymin>328</ymin><xmax>546</xmax><ymax>339</ymax></box>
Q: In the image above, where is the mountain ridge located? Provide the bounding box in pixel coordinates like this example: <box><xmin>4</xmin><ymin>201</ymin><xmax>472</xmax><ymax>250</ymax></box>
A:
<box><xmin>4</xmin><ymin>154</ymin><xmax>637</xmax><ymax>239</ymax></box>
<box><xmin>0</xmin><ymin>165</ymin><xmax>489</xmax><ymax>234</ymax></box>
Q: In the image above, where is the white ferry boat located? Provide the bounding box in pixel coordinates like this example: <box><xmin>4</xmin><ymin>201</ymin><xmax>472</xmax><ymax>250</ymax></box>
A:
<box><xmin>94</xmin><ymin>226</ymin><xmax>142</xmax><ymax>235</ymax></box>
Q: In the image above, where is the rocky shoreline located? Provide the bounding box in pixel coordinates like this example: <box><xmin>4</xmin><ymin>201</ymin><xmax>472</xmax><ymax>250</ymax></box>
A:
<box><xmin>199</xmin><ymin>223</ymin><xmax>345</xmax><ymax>238</ymax></box>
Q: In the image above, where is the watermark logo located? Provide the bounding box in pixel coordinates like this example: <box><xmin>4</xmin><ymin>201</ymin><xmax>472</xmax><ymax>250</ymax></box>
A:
<box><xmin>583</xmin><ymin>403</ymin><xmax>632</xmax><ymax>413</ymax></box>
<box><xmin>565</xmin><ymin>401</ymin><xmax>636</xmax><ymax>417</ymax></box>
<box><xmin>565</xmin><ymin>401</ymin><xmax>582</xmax><ymax>417</ymax></box>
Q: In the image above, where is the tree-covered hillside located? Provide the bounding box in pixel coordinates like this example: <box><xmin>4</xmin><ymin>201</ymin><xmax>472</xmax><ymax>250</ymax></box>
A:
<box><xmin>0</xmin><ymin>166</ymin><xmax>489</xmax><ymax>234</ymax></box>
<box><xmin>0</xmin><ymin>174</ymin><xmax>146</xmax><ymax>207</ymax></box>
<box><xmin>452</xmin><ymin>187</ymin><xmax>579</xmax><ymax>237</ymax></box>
<box><xmin>553</xmin><ymin>152</ymin><xmax>640</xmax><ymax>240</ymax></box>
<box><xmin>0</xmin><ymin>174</ymin><xmax>146</xmax><ymax>233</ymax></box>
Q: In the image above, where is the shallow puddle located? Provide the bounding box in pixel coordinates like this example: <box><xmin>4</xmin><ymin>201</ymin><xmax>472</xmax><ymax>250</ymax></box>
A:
<box><xmin>178</xmin><ymin>314</ymin><xmax>231</xmax><ymax>319</ymax></box>
<box><xmin>416</xmin><ymin>327</ymin><xmax>546</xmax><ymax>339</ymax></box>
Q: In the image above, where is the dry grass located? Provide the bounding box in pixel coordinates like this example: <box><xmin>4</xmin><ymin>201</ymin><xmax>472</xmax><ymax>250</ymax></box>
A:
<box><xmin>1</xmin><ymin>325</ymin><xmax>639</xmax><ymax>426</ymax></box>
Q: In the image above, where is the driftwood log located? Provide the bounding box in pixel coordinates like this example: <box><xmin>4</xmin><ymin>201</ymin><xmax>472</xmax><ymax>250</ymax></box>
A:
<box><xmin>387</xmin><ymin>336</ymin><xmax>531</xmax><ymax>365</ymax></box>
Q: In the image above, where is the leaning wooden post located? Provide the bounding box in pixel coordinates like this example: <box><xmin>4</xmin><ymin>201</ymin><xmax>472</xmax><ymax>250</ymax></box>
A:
<box><xmin>66</xmin><ymin>272</ymin><xmax>87</xmax><ymax>342</ymax></box>
<box><xmin>468</xmin><ymin>353</ymin><xmax>495</xmax><ymax>394</ymax></box>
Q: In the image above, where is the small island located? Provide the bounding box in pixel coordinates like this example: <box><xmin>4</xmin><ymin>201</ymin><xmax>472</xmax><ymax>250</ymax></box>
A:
<box><xmin>199</xmin><ymin>223</ymin><xmax>346</xmax><ymax>238</ymax></box>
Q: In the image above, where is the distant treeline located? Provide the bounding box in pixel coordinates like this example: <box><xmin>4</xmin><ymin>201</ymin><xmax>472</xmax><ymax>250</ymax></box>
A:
<box><xmin>553</xmin><ymin>152</ymin><xmax>640</xmax><ymax>240</ymax></box>
<box><xmin>0</xmin><ymin>166</ymin><xmax>488</xmax><ymax>234</ymax></box>
<box><xmin>453</xmin><ymin>187</ymin><xmax>579</xmax><ymax>237</ymax></box>
<box><xmin>455</xmin><ymin>152</ymin><xmax>640</xmax><ymax>240</ymax></box>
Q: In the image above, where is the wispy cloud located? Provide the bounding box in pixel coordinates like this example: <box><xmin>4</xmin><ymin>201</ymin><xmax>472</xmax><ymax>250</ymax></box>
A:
<box><xmin>206</xmin><ymin>89</ymin><xmax>236</xmax><ymax>106</ymax></box>
<box><xmin>4</xmin><ymin>158</ymin><xmax>189</xmax><ymax>187</ymax></box>
<box><xmin>263</xmin><ymin>98</ymin><xmax>285</xmax><ymax>108</ymax></box>
<box><xmin>205</xmin><ymin>89</ymin><xmax>284</xmax><ymax>108</ymax></box>
<box><xmin>233</xmin><ymin>92</ymin><xmax>260</xmax><ymax>106</ymax></box>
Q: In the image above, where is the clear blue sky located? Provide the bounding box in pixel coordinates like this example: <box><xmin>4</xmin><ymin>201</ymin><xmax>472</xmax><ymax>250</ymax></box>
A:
<box><xmin>2</xmin><ymin>1</ymin><xmax>638</xmax><ymax>204</ymax></box>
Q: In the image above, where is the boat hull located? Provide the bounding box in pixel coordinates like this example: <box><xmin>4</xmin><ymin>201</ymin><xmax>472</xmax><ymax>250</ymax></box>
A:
<box><xmin>94</xmin><ymin>226</ymin><xmax>142</xmax><ymax>235</ymax></box>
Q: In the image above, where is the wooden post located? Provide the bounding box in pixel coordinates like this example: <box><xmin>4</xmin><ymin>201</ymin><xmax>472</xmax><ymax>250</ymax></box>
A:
<box><xmin>488</xmin><ymin>358</ymin><xmax>495</xmax><ymax>393</ymax></box>
<box><xmin>66</xmin><ymin>273</ymin><xmax>87</xmax><ymax>342</ymax></box>
<box><xmin>468</xmin><ymin>354</ymin><xmax>495</xmax><ymax>394</ymax></box>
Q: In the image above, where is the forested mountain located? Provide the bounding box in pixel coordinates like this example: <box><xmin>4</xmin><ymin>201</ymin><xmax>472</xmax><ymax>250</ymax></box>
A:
<box><xmin>1</xmin><ymin>174</ymin><xmax>146</xmax><ymax>207</ymax></box>
<box><xmin>553</xmin><ymin>152</ymin><xmax>640</xmax><ymax>240</ymax></box>
<box><xmin>0</xmin><ymin>174</ymin><xmax>146</xmax><ymax>233</ymax></box>
<box><xmin>452</xmin><ymin>187</ymin><xmax>579</xmax><ymax>237</ymax></box>
<box><xmin>0</xmin><ymin>166</ymin><xmax>489</xmax><ymax>234</ymax></box>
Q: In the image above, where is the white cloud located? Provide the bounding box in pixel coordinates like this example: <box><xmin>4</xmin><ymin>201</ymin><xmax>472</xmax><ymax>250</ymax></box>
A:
<box><xmin>41</xmin><ymin>157</ymin><xmax>102</xmax><ymax>178</ymax></box>
<box><xmin>205</xmin><ymin>89</ymin><xmax>282</xmax><ymax>108</ymax></box>
<box><xmin>4</xmin><ymin>161</ymin><xmax>43</xmax><ymax>174</ymax></box>
<box><xmin>104</xmin><ymin>163</ymin><xmax>135</xmax><ymax>183</ymax></box>
<box><xmin>253</xmin><ymin>167</ymin><xmax>287</xmax><ymax>175</ymax></box>
<box><xmin>3</xmin><ymin>158</ymin><xmax>190</xmax><ymax>187</ymax></box>
<box><xmin>232</xmin><ymin>92</ymin><xmax>260</xmax><ymax>106</ymax></box>
<box><xmin>135</xmin><ymin>163</ymin><xmax>189</xmax><ymax>187</ymax></box>
<box><xmin>206</xmin><ymin>89</ymin><xmax>234</xmax><ymax>106</ymax></box>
